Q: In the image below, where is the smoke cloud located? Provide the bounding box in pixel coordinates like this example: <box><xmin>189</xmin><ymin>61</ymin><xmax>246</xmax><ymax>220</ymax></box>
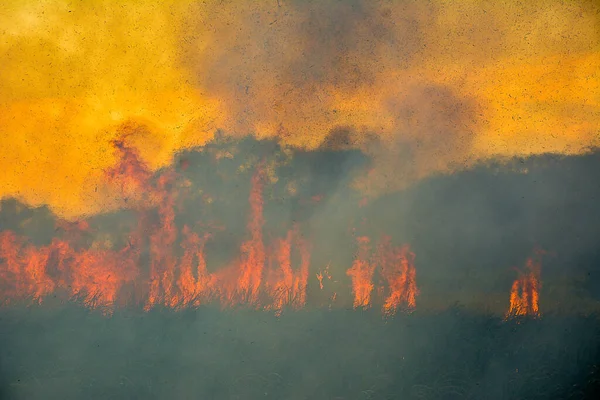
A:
<box><xmin>0</xmin><ymin>0</ymin><xmax>598</xmax><ymax>217</ymax></box>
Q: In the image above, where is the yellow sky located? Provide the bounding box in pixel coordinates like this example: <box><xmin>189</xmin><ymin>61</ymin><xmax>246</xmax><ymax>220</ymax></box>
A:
<box><xmin>1</xmin><ymin>0</ymin><xmax>598</xmax><ymax>218</ymax></box>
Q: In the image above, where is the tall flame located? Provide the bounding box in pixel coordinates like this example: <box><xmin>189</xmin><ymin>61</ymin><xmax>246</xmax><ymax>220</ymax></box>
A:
<box><xmin>347</xmin><ymin>236</ymin><xmax>376</xmax><ymax>309</ymax></box>
<box><xmin>147</xmin><ymin>174</ymin><xmax>178</xmax><ymax>309</ymax></box>
<box><xmin>506</xmin><ymin>255</ymin><xmax>542</xmax><ymax>319</ymax></box>
<box><xmin>0</xmin><ymin>231</ymin><xmax>54</xmax><ymax>304</ymax></box>
<box><xmin>0</xmin><ymin>226</ymin><xmax>141</xmax><ymax>313</ymax></box>
<box><xmin>236</xmin><ymin>166</ymin><xmax>267</xmax><ymax>306</ymax></box>
<box><xmin>177</xmin><ymin>226</ymin><xmax>212</xmax><ymax>308</ymax></box>
<box><xmin>377</xmin><ymin>237</ymin><xmax>418</xmax><ymax>316</ymax></box>
<box><xmin>264</xmin><ymin>227</ymin><xmax>311</xmax><ymax>315</ymax></box>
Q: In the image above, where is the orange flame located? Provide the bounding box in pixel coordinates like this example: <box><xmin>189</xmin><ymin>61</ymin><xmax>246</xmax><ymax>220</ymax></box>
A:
<box><xmin>316</xmin><ymin>263</ymin><xmax>332</xmax><ymax>291</ymax></box>
<box><xmin>0</xmin><ymin>226</ymin><xmax>141</xmax><ymax>313</ymax></box>
<box><xmin>347</xmin><ymin>236</ymin><xmax>376</xmax><ymax>309</ymax></box>
<box><xmin>316</xmin><ymin>271</ymin><xmax>324</xmax><ymax>290</ymax></box>
<box><xmin>0</xmin><ymin>232</ymin><xmax>54</xmax><ymax>304</ymax></box>
<box><xmin>377</xmin><ymin>237</ymin><xmax>418</xmax><ymax>316</ymax></box>
<box><xmin>264</xmin><ymin>227</ymin><xmax>311</xmax><ymax>315</ymax></box>
<box><xmin>346</xmin><ymin>236</ymin><xmax>419</xmax><ymax>313</ymax></box>
<box><xmin>236</xmin><ymin>166</ymin><xmax>267</xmax><ymax>306</ymax></box>
<box><xmin>177</xmin><ymin>226</ymin><xmax>212</xmax><ymax>308</ymax></box>
<box><xmin>506</xmin><ymin>255</ymin><xmax>542</xmax><ymax>319</ymax></box>
<box><xmin>147</xmin><ymin>173</ymin><xmax>179</xmax><ymax>309</ymax></box>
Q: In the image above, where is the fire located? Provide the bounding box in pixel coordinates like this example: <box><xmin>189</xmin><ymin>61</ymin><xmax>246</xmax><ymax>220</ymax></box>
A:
<box><xmin>264</xmin><ymin>228</ymin><xmax>311</xmax><ymax>315</ymax></box>
<box><xmin>0</xmin><ymin>231</ymin><xmax>54</xmax><ymax>304</ymax></box>
<box><xmin>0</xmin><ymin>141</ymin><xmax>323</xmax><ymax>314</ymax></box>
<box><xmin>0</xmin><ymin>227</ymin><xmax>141</xmax><ymax>313</ymax></box>
<box><xmin>236</xmin><ymin>166</ymin><xmax>267</xmax><ymax>306</ymax></box>
<box><xmin>346</xmin><ymin>236</ymin><xmax>418</xmax><ymax>313</ymax></box>
<box><xmin>69</xmin><ymin>244</ymin><xmax>140</xmax><ymax>310</ymax></box>
<box><xmin>147</xmin><ymin>173</ymin><xmax>179</xmax><ymax>309</ymax></box>
<box><xmin>347</xmin><ymin>236</ymin><xmax>377</xmax><ymax>309</ymax></box>
<box><xmin>106</xmin><ymin>138</ymin><xmax>154</xmax><ymax>196</ymax></box>
<box><xmin>505</xmin><ymin>255</ymin><xmax>542</xmax><ymax>319</ymax></box>
<box><xmin>176</xmin><ymin>226</ymin><xmax>212</xmax><ymax>308</ymax></box>
<box><xmin>0</xmin><ymin>139</ymin><xmax>553</xmax><ymax>319</ymax></box>
<box><xmin>377</xmin><ymin>237</ymin><xmax>418</xmax><ymax>316</ymax></box>
<box><xmin>2</xmin><ymin>0</ymin><xmax>592</xmax><ymax>318</ymax></box>
<box><xmin>316</xmin><ymin>271</ymin><xmax>324</xmax><ymax>290</ymax></box>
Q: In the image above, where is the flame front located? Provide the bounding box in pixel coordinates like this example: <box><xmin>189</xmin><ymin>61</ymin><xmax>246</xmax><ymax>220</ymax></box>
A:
<box><xmin>0</xmin><ymin>140</ymin><xmax>552</xmax><ymax>318</ymax></box>
<box><xmin>264</xmin><ymin>228</ymin><xmax>311</xmax><ymax>315</ymax></box>
<box><xmin>0</xmin><ymin>144</ymin><xmax>316</xmax><ymax>314</ymax></box>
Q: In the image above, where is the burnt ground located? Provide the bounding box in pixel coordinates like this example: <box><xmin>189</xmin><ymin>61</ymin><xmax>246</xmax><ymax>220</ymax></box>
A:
<box><xmin>0</xmin><ymin>303</ymin><xmax>599</xmax><ymax>400</ymax></box>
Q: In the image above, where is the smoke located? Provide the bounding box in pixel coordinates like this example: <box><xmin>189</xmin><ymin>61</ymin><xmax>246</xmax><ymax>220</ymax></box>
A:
<box><xmin>181</xmin><ymin>0</ymin><xmax>428</xmax><ymax>137</ymax></box>
<box><xmin>180</xmin><ymin>0</ymin><xmax>482</xmax><ymax>193</ymax></box>
<box><xmin>1</xmin><ymin>2</ymin><xmax>600</xmax><ymax>397</ymax></box>
<box><xmin>1</xmin><ymin>0</ymin><xmax>599</xmax><ymax>218</ymax></box>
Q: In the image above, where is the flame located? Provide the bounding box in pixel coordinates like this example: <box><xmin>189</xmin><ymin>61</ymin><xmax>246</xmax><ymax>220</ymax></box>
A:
<box><xmin>0</xmin><ymin>231</ymin><xmax>54</xmax><ymax>304</ymax></box>
<box><xmin>316</xmin><ymin>263</ymin><xmax>332</xmax><ymax>291</ymax></box>
<box><xmin>1</xmin><ymin>139</ymin><xmax>561</xmax><ymax>319</ymax></box>
<box><xmin>316</xmin><ymin>271</ymin><xmax>324</xmax><ymax>290</ymax></box>
<box><xmin>347</xmin><ymin>236</ymin><xmax>376</xmax><ymax>309</ymax></box>
<box><xmin>236</xmin><ymin>167</ymin><xmax>267</xmax><ymax>306</ymax></box>
<box><xmin>346</xmin><ymin>236</ymin><xmax>419</xmax><ymax>313</ymax></box>
<box><xmin>105</xmin><ymin>138</ymin><xmax>154</xmax><ymax>207</ymax></box>
<box><xmin>377</xmin><ymin>237</ymin><xmax>418</xmax><ymax>316</ymax></box>
<box><xmin>147</xmin><ymin>173</ymin><xmax>179</xmax><ymax>309</ymax></box>
<box><xmin>176</xmin><ymin>226</ymin><xmax>212</xmax><ymax>308</ymax></box>
<box><xmin>505</xmin><ymin>255</ymin><xmax>542</xmax><ymax>319</ymax></box>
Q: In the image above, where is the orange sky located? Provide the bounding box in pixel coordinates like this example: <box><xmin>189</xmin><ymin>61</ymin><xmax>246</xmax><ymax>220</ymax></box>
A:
<box><xmin>1</xmin><ymin>0</ymin><xmax>598</xmax><ymax>219</ymax></box>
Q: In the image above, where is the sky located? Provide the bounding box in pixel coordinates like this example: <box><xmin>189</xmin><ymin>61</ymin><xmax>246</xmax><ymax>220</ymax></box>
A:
<box><xmin>0</xmin><ymin>0</ymin><xmax>598</xmax><ymax>219</ymax></box>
